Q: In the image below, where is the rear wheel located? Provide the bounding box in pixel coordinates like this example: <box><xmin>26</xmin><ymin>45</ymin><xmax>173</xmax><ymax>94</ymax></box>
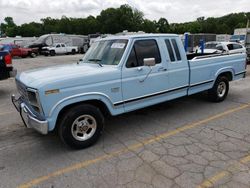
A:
<box><xmin>208</xmin><ymin>76</ymin><xmax>229</xmax><ymax>102</ymax></box>
<box><xmin>71</xmin><ymin>49</ymin><xmax>76</xmax><ymax>55</ymax></box>
<box><xmin>58</xmin><ymin>104</ymin><xmax>104</xmax><ymax>149</ymax></box>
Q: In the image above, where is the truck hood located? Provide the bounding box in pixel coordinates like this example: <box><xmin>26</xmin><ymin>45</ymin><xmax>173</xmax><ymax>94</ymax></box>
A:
<box><xmin>42</xmin><ymin>47</ymin><xmax>50</xmax><ymax>50</ymax></box>
<box><xmin>17</xmin><ymin>63</ymin><xmax>119</xmax><ymax>89</ymax></box>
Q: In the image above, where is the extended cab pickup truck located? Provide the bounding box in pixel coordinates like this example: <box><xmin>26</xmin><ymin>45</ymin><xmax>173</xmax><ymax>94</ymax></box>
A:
<box><xmin>42</xmin><ymin>43</ymin><xmax>78</xmax><ymax>56</ymax></box>
<box><xmin>0</xmin><ymin>51</ymin><xmax>16</xmax><ymax>80</ymax></box>
<box><xmin>12</xmin><ymin>34</ymin><xmax>247</xmax><ymax>149</ymax></box>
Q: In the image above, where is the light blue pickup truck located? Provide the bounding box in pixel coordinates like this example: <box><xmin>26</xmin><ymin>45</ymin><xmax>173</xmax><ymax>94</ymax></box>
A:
<box><xmin>12</xmin><ymin>34</ymin><xmax>247</xmax><ymax>149</ymax></box>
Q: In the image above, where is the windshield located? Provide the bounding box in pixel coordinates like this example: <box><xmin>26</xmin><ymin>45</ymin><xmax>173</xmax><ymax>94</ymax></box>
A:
<box><xmin>82</xmin><ymin>39</ymin><xmax>128</xmax><ymax>65</ymax></box>
<box><xmin>204</xmin><ymin>43</ymin><xmax>219</xmax><ymax>49</ymax></box>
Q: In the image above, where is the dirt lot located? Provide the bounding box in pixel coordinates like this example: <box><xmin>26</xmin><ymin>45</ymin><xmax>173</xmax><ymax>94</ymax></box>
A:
<box><xmin>0</xmin><ymin>55</ymin><xmax>250</xmax><ymax>188</ymax></box>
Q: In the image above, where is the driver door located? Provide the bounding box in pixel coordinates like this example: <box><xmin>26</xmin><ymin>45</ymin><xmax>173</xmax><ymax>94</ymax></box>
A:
<box><xmin>121</xmin><ymin>38</ymin><xmax>169</xmax><ymax>112</ymax></box>
<box><xmin>55</xmin><ymin>44</ymin><xmax>62</xmax><ymax>54</ymax></box>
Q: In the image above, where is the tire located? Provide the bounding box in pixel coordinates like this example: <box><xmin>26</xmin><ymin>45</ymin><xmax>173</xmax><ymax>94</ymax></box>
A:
<box><xmin>58</xmin><ymin>104</ymin><xmax>104</xmax><ymax>149</ymax></box>
<box><xmin>208</xmin><ymin>76</ymin><xmax>229</xmax><ymax>102</ymax></box>
<box><xmin>50</xmin><ymin>50</ymin><xmax>55</xmax><ymax>56</ymax></box>
<box><xmin>30</xmin><ymin>52</ymin><xmax>37</xmax><ymax>58</ymax></box>
<box><xmin>71</xmin><ymin>49</ymin><xmax>76</xmax><ymax>55</ymax></box>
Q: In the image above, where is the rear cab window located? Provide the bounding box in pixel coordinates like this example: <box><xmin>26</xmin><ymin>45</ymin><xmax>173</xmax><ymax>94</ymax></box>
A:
<box><xmin>126</xmin><ymin>39</ymin><xmax>161</xmax><ymax>68</ymax></box>
<box><xmin>165</xmin><ymin>38</ymin><xmax>182</xmax><ymax>62</ymax></box>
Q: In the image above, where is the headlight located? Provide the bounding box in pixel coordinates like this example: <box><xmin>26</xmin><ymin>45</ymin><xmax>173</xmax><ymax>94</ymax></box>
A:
<box><xmin>27</xmin><ymin>90</ymin><xmax>38</xmax><ymax>106</ymax></box>
<box><xmin>27</xmin><ymin>88</ymin><xmax>42</xmax><ymax>114</ymax></box>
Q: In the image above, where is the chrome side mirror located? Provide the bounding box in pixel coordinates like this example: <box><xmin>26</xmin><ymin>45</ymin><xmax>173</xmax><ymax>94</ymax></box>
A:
<box><xmin>143</xmin><ymin>58</ymin><xmax>156</xmax><ymax>66</ymax></box>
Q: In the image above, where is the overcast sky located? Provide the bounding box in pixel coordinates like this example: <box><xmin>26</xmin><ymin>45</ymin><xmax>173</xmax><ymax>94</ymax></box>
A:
<box><xmin>0</xmin><ymin>0</ymin><xmax>249</xmax><ymax>25</ymax></box>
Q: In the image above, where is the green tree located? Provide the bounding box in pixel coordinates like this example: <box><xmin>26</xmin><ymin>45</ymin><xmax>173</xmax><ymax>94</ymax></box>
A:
<box><xmin>1</xmin><ymin>6</ymin><xmax>250</xmax><ymax>37</ymax></box>
<box><xmin>157</xmin><ymin>18</ymin><xmax>170</xmax><ymax>33</ymax></box>
<box><xmin>141</xmin><ymin>19</ymin><xmax>157</xmax><ymax>33</ymax></box>
<box><xmin>0</xmin><ymin>17</ymin><xmax>17</xmax><ymax>37</ymax></box>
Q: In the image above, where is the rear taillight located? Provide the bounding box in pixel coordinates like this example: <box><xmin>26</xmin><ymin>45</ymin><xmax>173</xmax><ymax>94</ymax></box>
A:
<box><xmin>4</xmin><ymin>54</ymin><xmax>12</xmax><ymax>67</ymax></box>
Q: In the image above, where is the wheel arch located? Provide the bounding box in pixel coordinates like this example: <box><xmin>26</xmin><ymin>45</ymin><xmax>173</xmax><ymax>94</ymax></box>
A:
<box><xmin>47</xmin><ymin>93</ymin><xmax>121</xmax><ymax>131</ymax></box>
<box><xmin>215</xmin><ymin>68</ymin><xmax>234</xmax><ymax>82</ymax></box>
<box><xmin>54</xmin><ymin>99</ymin><xmax>110</xmax><ymax>132</ymax></box>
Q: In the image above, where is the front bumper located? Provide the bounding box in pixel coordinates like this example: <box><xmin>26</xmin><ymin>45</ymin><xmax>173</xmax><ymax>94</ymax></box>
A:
<box><xmin>11</xmin><ymin>95</ymin><xmax>48</xmax><ymax>135</ymax></box>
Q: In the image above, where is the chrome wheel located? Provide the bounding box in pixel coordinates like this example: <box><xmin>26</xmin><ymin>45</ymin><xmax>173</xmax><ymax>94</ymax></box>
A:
<box><xmin>217</xmin><ymin>82</ymin><xmax>226</xmax><ymax>98</ymax></box>
<box><xmin>71</xmin><ymin>115</ymin><xmax>97</xmax><ymax>141</ymax></box>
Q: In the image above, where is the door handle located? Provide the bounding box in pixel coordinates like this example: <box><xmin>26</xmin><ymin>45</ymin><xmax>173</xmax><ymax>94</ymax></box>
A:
<box><xmin>158</xmin><ymin>67</ymin><xmax>167</xmax><ymax>72</ymax></box>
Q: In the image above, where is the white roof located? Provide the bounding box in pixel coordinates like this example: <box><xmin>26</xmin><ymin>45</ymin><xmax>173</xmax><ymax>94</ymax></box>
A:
<box><xmin>98</xmin><ymin>33</ymin><xmax>179</xmax><ymax>41</ymax></box>
<box><xmin>206</xmin><ymin>41</ymin><xmax>242</xmax><ymax>45</ymax></box>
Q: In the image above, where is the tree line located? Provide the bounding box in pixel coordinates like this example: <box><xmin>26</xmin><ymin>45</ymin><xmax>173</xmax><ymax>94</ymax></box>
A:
<box><xmin>0</xmin><ymin>4</ymin><xmax>249</xmax><ymax>37</ymax></box>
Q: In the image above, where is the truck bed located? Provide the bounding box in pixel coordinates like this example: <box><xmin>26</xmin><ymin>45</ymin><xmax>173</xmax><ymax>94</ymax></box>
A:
<box><xmin>187</xmin><ymin>53</ymin><xmax>246</xmax><ymax>95</ymax></box>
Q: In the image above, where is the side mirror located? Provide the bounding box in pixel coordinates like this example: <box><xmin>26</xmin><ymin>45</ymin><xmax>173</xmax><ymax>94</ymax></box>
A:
<box><xmin>143</xmin><ymin>58</ymin><xmax>156</xmax><ymax>66</ymax></box>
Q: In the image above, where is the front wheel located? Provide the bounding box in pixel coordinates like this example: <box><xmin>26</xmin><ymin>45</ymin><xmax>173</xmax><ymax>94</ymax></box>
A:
<box><xmin>50</xmin><ymin>50</ymin><xmax>55</xmax><ymax>56</ymax></box>
<box><xmin>208</xmin><ymin>76</ymin><xmax>229</xmax><ymax>102</ymax></box>
<box><xmin>58</xmin><ymin>104</ymin><xmax>104</xmax><ymax>149</ymax></box>
<box><xmin>30</xmin><ymin>52</ymin><xmax>37</xmax><ymax>58</ymax></box>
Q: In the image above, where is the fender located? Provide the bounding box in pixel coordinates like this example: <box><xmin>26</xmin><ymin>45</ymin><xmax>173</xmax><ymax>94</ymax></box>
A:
<box><xmin>214</xmin><ymin>66</ymin><xmax>234</xmax><ymax>81</ymax></box>
<box><xmin>47</xmin><ymin>92</ymin><xmax>124</xmax><ymax>131</ymax></box>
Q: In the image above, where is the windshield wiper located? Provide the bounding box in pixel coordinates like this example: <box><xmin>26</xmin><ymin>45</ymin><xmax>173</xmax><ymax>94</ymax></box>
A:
<box><xmin>88</xmin><ymin>58</ymin><xmax>103</xmax><ymax>67</ymax></box>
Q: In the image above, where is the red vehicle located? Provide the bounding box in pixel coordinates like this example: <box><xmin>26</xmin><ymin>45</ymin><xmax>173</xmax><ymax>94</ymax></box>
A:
<box><xmin>0</xmin><ymin>50</ymin><xmax>16</xmax><ymax>80</ymax></box>
<box><xmin>1</xmin><ymin>44</ymin><xmax>38</xmax><ymax>58</ymax></box>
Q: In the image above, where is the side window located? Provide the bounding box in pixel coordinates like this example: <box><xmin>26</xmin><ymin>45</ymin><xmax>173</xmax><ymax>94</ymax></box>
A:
<box><xmin>227</xmin><ymin>44</ymin><xmax>233</xmax><ymax>51</ymax></box>
<box><xmin>165</xmin><ymin>39</ymin><xmax>175</xmax><ymax>62</ymax></box>
<box><xmin>216</xmin><ymin>45</ymin><xmax>224</xmax><ymax>51</ymax></box>
<box><xmin>56</xmin><ymin>44</ymin><xmax>60</xmax><ymax>48</ymax></box>
<box><xmin>126</xmin><ymin>47</ymin><xmax>138</xmax><ymax>68</ymax></box>
<box><xmin>61</xmin><ymin>44</ymin><xmax>65</xmax><ymax>47</ymax></box>
<box><xmin>126</xmin><ymin>39</ymin><xmax>161</xmax><ymax>68</ymax></box>
<box><xmin>233</xmin><ymin>44</ymin><xmax>242</xmax><ymax>49</ymax></box>
<box><xmin>171</xmin><ymin>39</ymin><xmax>181</xmax><ymax>61</ymax></box>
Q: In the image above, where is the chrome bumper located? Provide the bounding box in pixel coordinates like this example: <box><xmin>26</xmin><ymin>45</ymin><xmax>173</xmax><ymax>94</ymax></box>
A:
<box><xmin>11</xmin><ymin>95</ymin><xmax>48</xmax><ymax>135</ymax></box>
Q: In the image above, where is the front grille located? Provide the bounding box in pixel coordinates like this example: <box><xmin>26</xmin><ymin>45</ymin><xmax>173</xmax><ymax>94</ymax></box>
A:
<box><xmin>16</xmin><ymin>79</ymin><xmax>28</xmax><ymax>100</ymax></box>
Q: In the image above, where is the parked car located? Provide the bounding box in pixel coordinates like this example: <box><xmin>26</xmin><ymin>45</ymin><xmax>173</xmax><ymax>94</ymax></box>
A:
<box><xmin>0</xmin><ymin>44</ymin><xmax>38</xmax><ymax>58</ymax></box>
<box><xmin>198</xmin><ymin>41</ymin><xmax>246</xmax><ymax>54</ymax></box>
<box><xmin>245</xmin><ymin>30</ymin><xmax>250</xmax><ymax>64</ymax></box>
<box><xmin>41</xmin><ymin>43</ymin><xmax>78</xmax><ymax>56</ymax></box>
<box><xmin>0</xmin><ymin>48</ymin><xmax>16</xmax><ymax>80</ymax></box>
<box><xmin>12</xmin><ymin>34</ymin><xmax>247</xmax><ymax>149</ymax></box>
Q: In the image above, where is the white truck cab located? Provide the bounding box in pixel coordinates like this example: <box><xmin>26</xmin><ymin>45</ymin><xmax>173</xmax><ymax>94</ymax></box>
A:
<box><xmin>42</xmin><ymin>43</ymin><xmax>78</xmax><ymax>56</ymax></box>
